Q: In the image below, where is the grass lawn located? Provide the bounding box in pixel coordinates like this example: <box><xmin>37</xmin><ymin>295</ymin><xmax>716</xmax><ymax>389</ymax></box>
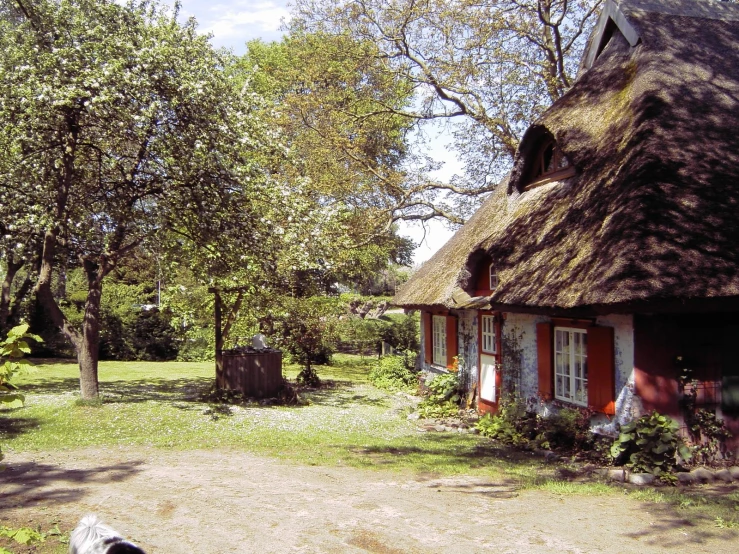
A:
<box><xmin>5</xmin><ymin>354</ymin><xmax>496</xmax><ymax>475</ymax></box>
<box><xmin>2</xmin><ymin>354</ymin><xmax>739</xmax><ymax>533</ymax></box>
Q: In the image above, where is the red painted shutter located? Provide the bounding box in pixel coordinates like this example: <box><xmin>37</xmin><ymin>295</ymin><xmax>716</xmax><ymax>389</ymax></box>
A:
<box><xmin>536</xmin><ymin>322</ymin><xmax>554</xmax><ymax>400</ymax></box>
<box><xmin>587</xmin><ymin>326</ymin><xmax>616</xmax><ymax>415</ymax></box>
<box><xmin>423</xmin><ymin>312</ymin><xmax>433</xmax><ymax>364</ymax></box>
<box><xmin>446</xmin><ymin>315</ymin><xmax>458</xmax><ymax>369</ymax></box>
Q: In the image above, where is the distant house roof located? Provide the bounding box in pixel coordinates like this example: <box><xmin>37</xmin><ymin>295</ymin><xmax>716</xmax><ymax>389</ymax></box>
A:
<box><xmin>394</xmin><ymin>0</ymin><xmax>739</xmax><ymax>313</ymax></box>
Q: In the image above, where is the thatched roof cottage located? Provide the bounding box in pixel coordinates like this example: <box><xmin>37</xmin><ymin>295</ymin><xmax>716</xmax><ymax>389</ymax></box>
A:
<box><xmin>394</xmin><ymin>0</ymin><xmax>739</xmax><ymax>452</ymax></box>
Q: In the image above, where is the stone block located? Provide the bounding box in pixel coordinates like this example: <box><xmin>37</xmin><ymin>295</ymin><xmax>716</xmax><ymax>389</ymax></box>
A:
<box><xmin>677</xmin><ymin>472</ymin><xmax>697</xmax><ymax>485</ymax></box>
<box><xmin>690</xmin><ymin>467</ymin><xmax>715</xmax><ymax>483</ymax></box>
<box><xmin>714</xmin><ymin>469</ymin><xmax>733</xmax><ymax>483</ymax></box>
<box><xmin>629</xmin><ymin>473</ymin><xmax>656</xmax><ymax>486</ymax></box>
<box><xmin>728</xmin><ymin>466</ymin><xmax>739</xmax><ymax>480</ymax></box>
<box><xmin>608</xmin><ymin>469</ymin><xmax>628</xmax><ymax>482</ymax></box>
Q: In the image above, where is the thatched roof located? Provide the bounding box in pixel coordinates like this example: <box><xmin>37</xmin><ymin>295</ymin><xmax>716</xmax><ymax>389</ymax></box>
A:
<box><xmin>394</xmin><ymin>0</ymin><xmax>739</xmax><ymax>313</ymax></box>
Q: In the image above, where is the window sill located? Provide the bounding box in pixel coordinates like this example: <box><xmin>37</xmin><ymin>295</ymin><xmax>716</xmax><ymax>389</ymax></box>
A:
<box><xmin>554</xmin><ymin>396</ymin><xmax>588</xmax><ymax>408</ymax></box>
<box><xmin>524</xmin><ymin>166</ymin><xmax>576</xmax><ymax>191</ymax></box>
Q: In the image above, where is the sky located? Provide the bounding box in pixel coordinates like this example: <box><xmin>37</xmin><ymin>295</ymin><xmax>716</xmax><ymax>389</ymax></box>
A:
<box><xmin>166</xmin><ymin>0</ymin><xmax>459</xmax><ymax>264</ymax></box>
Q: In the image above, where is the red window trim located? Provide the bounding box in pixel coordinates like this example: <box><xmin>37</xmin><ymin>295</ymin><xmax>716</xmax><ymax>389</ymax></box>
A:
<box><xmin>536</xmin><ymin>321</ymin><xmax>615</xmax><ymax>414</ymax></box>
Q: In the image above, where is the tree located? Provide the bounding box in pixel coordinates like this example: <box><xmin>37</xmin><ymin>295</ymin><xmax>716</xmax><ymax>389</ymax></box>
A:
<box><xmin>0</xmin><ymin>0</ymin><xmax>275</xmax><ymax>398</ymax></box>
<box><xmin>240</xmin><ymin>32</ymin><xmax>459</xmax><ymax>246</ymax></box>
<box><xmin>291</xmin><ymin>0</ymin><xmax>602</xmax><ymax>220</ymax></box>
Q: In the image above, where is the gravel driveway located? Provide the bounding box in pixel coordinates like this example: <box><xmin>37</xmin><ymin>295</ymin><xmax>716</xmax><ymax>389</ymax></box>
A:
<box><xmin>2</xmin><ymin>447</ymin><xmax>737</xmax><ymax>553</ymax></box>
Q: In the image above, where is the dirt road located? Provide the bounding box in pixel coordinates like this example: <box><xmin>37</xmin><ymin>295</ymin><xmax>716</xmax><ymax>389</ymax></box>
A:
<box><xmin>1</xmin><ymin>447</ymin><xmax>736</xmax><ymax>553</ymax></box>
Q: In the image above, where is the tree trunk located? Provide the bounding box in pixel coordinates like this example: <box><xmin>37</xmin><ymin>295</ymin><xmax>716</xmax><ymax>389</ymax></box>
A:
<box><xmin>77</xmin><ymin>273</ymin><xmax>103</xmax><ymax>400</ymax></box>
<box><xmin>0</xmin><ymin>258</ymin><xmax>22</xmax><ymax>329</ymax></box>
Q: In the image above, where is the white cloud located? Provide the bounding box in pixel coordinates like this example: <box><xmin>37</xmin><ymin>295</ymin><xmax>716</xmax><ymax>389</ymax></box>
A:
<box><xmin>201</xmin><ymin>1</ymin><xmax>290</xmax><ymax>39</ymax></box>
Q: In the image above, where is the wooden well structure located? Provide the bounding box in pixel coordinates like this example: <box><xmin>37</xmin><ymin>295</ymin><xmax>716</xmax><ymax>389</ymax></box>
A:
<box><xmin>210</xmin><ymin>286</ymin><xmax>283</xmax><ymax>398</ymax></box>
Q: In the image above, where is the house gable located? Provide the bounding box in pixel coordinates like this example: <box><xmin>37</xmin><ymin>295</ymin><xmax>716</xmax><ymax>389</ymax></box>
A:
<box><xmin>580</xmin><ymin>0</ymin><xmax>641</xmax><ymax>72</ymax></box>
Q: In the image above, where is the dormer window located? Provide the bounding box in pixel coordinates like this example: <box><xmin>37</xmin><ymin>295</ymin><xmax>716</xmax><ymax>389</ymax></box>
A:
<box><xmin>525</xmin><ymin>138</ymin><xmax>574</xmax><ymax>190</ymax></box>
<box><xmin>489</xmin><ymin>263</ymin><xmax>499</xmax><ymax>290</ymax></box>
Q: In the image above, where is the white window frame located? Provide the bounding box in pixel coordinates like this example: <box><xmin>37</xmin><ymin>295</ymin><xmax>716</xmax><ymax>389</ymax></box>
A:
<box><xmin>432</xmin><ymin>315</ymin><xmax>447</xmax><ymax>367</ymax></box>
<box><xmin>489</xmin><ymin>263</ymin><xmax>499</xmax><ymax>290</ymax></box>
<box><xmin>554</xmin><ymin>326</ymin><xmax>588</xmax><ymax>406</ymax></box>
<box><xmin>481</xmin><ymin>315</ymin><xmax>497</xmax><ymax>354</ymax></box>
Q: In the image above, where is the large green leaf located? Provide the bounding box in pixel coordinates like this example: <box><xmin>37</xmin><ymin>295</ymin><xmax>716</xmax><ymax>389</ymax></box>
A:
<box><xmin>0</xmin><ymin>393</ymin><xmax>25</xmax><ymax>408</ymax></box>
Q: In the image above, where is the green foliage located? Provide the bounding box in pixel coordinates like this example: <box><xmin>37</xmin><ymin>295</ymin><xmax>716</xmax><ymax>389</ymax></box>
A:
<box><xmin>1</xmin><ymin>323</ymin><xmax>42</xmax><ymax>409</ymax></box>
<box><xmin>338</xmin><ymin>316</ymin><xmax>383</xmax><ymax>356</ymax></box>
<box><xmin>476</xmin><ymin>396</ymin><xmax>595</xmax><ymax>453</ymax></box>
<box><xmin>677</xmin><ymin>359</ymin><xmax>733</xmax><ymax>465</ymax></box>
<box><xmin>476</xmin><ymin>395</ymin><xmax>532</xmax><ymax>447</ymax></box>
<box><xmin>417</xmin><ymin>372</ymin><xmax>462</xmax><ymax>418</ymax></box>
<box><xmin>686</xmin><ymin>409</ymin><xmax>732</xmax><ymax>466</ymax></box>
<box><xmin>369</xmin><ymin>355</ymin><xmax>418</xmax><ymax>393</ymax></box>
<box><xmin>0</xmin><ymin>525</ymin><xmax>46</xmax><ymax>546</ymax></box>
<box><xmin>380</xmin><ymin>313</ymin><xmax>420</xmax><ymax>357</ymax></box>
<box><xmin>610</xmin><ymin>412</ymin><xmax>692</xmax><ymax>476</ymax></box>
<box><xmin>535</xmin><ymin>408</ymin><xmax>594</xmax><ymax>452</ymax></box>
<box><xmin>271</xmin><ymin>296</ymin><xmax>342</xmax><ymax>386</ymax></box>
<box><xmin>292</xmin><ymin>0</ymin><xmax>601</xmax><ymax>221</ymax></box>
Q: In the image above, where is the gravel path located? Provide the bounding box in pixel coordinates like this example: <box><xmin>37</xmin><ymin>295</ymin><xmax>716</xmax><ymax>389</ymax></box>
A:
<box><xmin>1</xmin><ymin>447</ymin><xmax>737</xmax><ymax>553</ymax></box>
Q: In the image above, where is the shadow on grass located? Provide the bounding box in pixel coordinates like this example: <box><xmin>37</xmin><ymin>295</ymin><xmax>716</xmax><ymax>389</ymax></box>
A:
<box><xmin>300</xmin><ymin>381</ymin><xmax>390</xmax><ymax>408</ymax></box>
<box><xmin>0</xmin><ymin>459</ymin><xmax>144</xmax><ymax>510</ymax></box>
<box><xmin>619</xmin><ymin>492</ymin><xmax>739</xmax><ymax>547</ymax></box>
<box><xmin>0</xmin><ymin>414</ymin><xmax>41</xmax><ymax>439</ymax></box>
<box><xmin>20</xmin><ymin>377</ymin><xmax>214</xmax><ymax>404</ymax></box>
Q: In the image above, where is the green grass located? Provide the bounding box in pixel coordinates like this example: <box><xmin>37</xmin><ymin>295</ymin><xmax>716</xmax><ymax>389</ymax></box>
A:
<box><xmin>4</xmin><ymin>354</ymin><xmax>739</xmax><ymax>526</ymax></box>
<box><xmin>5</xmin><ymin>355</ymin><xmax>505</xmax><ymax>476</ymax></box>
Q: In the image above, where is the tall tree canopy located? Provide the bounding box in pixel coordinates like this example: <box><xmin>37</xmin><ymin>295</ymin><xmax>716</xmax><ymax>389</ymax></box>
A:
<box><xmin>0</xmin><ymin>0</ymin><xmax>276</xmax><ymax>398</ymax></box>
<box><xmin>291</xmin><ymin>0</ymin><xmax>603</xmax><ymax>220</ymax></box>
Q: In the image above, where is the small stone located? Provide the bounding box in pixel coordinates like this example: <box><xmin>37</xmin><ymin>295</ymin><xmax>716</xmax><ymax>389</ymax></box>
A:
<box><xmin>677</xmin><ymin>472</ymin><xmax>697</xmax><ymax>485</ymax></box>
<box><xmin>690</xmin><ymin>467</ymin><xmax>715</xmax><ymax>483</ymax></box>
<box><xmin>544</xmin><ymin>451</ymin><xmax>558</xmax><ymax>462</ymax></box>
<box><xmin>434</xmin><ymin>425</ymin><xmax>446</xmax><ymax>432</ymax></box>
<box><xmin>728</xmin><ymin>466</ymin><xmax>739</xmax><ymax>481</ymax></box>
<box><xmin>608</xmin><ymin>469</ymin><xmax>628</xmax><ymax>482</ymax></box>
<box><xmin>714</xmin><ymin>469</ymin><xmax>733</xmax><ymax>483</ymax></box>
<box><xmin>407</xmin><ymin>412</ymin><xmax>420</xmax><ymax>420</ymax></box>
<box><xmin>469</xmin><ymin>428</ymin><xmax>480</xmax><ymax>435</ymax></box>
<box><xmin>629</xmin><ymin>473</ymin><xmax>656</xmax><ymax>486</ymax></box>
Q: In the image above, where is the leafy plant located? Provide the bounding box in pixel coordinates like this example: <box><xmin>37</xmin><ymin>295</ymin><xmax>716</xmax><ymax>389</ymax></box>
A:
<box><xmin>1</xmin><ymin>323</ymin><xmax>42</xmax><ymax>409</ymax></box>
<box><xmin>476</xmin><ymin>394</ymin><xmax>533</xmax><ymax>447</ymax></box>
<box><xmin>676</xmin><ymin>358</ymin><xmax>732</xmax><ymax>465</ymax></box>
<box><xmin>272</xmin><ymin>296</ymin><xmax>341</xmax><ymax>386</ymax></box>
<box><xmin>610</xmin><ymin>412</ymin><xmax>692</xmax><ymax>476</ymax></box>
<box><xmin>535</xmin><ymin>407</ymin><xmax>594</xmax><ymax>452</ymax></box>
<box><xmin>0</xmin><ymin>525</ymin><xmax>46</xmax><ymax>546</ymax></box>
<box><xmin>687</xmin><ymin>409</ymin><xmax>732</xmax><ymax>465</ymax></box>
<box><xmin>417</xmin><ymin>372</ymin><xmax>462</xmax><ymax>418</ymax></box>
<box><xmin>369</xmin><ymin>355</ymin><xmax>418</xmax><ymax>393</ymax></box>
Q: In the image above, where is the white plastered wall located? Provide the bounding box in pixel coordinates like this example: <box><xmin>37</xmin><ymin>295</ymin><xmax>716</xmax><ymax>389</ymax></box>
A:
<box><xmin>501</xmin><ymin>312</ymin><xmax>636</xmax><ymax>432</ymax></box>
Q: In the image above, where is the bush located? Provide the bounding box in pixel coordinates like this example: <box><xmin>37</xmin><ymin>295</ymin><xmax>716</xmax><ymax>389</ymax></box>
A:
<box><xmin>476</xmin><ymin>395</ymin><xmax>533</xmax><ymax>447</ymax></box>
<box><xmin>610</xmin><ymin>411</ymin><xmax>692</xmax><ymax>476</ymax></box>
<box><xmin>535</xmin><ymin>408</ymin><xmax>594</xmax><ymax>452</ymax></box>
<box><xmin>417</xmin><ymin>372</ymin><xmax>462</xmax><ymax>418</ymax></box>
<box><xmin>476</xmin><ymin>397</ymin><xmax>595</xmax><ymax>453</ymax></box>
<box><xmin>380</xmin><ymin>313</ymin><xmax>419</xmax><ymax>355</ymax></box>
<box><xmin>369</xmin><ymin>355</ymin><xmax>418</xmax><ymax>393</ymax></box>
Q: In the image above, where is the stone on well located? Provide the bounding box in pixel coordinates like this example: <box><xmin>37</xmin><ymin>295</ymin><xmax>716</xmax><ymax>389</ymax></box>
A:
<box><xmin>252</xmin><ymin>333</ymin><xmax>268</xmax><ymax>349</ymax></box>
